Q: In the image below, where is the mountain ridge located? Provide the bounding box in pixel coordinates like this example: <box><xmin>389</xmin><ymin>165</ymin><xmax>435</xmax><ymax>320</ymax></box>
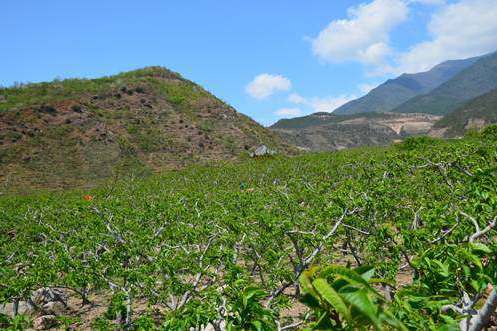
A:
<box><xmin>393</xmin><ymin>51</ymin><xmax>497</xmax><ymax>115</ymax></box>
<box><xmin>333</xmin><ymin>55</ymin><xmax>481</xmax><ymax>115</ymax></box>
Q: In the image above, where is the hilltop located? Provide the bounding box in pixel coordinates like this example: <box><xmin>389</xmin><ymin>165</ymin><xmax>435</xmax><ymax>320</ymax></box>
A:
<box><xmin>0</xmin><ymin>67</ymin><xmax>293</xmax><ymax>191</ymax></box>
<box><xmin>271</xmin><ymin>112</ymin><xmax>440</xmax><ymax>151</ymax></box>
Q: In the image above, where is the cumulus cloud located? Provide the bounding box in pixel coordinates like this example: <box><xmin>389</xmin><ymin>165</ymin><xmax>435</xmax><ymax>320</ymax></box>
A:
<box><xmin>358</xmin><ymin>83</ymin><xmax>379</xmax><ymax>94</ymax></box>
<box><xmin>410</xmin><ymin>0</ymin><xmax>446</xmax><ymax>5</ymax></box>
<box><xmin>311</xmin><ymin>0</ymin><xmax>496</xmax><ymax>76</ymax></box>
<box><xmin>310</xmin><ymin>95</ymin><xmax>357</xmax><ymax>112</ymax></box>
<box><xmin>274</xmin><ymin>108</ymin><xmax>303</xmax><ymax>117</ymax></box>
<box><xmin>287</xmin><ymin>93</ymin><xmax>307</xmax><ymax>105</ymax></box>
<box><xmin>311</xmin><ymin>0</ymin><xmax>409</xmax><ymax>65</ymax></box>
<box><xmin>288</xmin><ymin>93</ymin><xmax>357</xmax><ymax>113</ymax></box>
<box><xmin>245</xmin><ymin>74</ymin><xmax>292</xmax><ymax>99</ymax></box>
<box><xmin>393</xmin><ymin>0</ymin><xmax>497</xmax><ymax>73</ymax></box>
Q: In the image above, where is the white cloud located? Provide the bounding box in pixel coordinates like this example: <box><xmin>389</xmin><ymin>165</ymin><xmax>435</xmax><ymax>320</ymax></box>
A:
<box><xmin>287</xmin><ymin>93</ymin><xmax>307</xmax><ymax>104</ymax></box>
<box><xmin>275</xmin><ymin>108</ymin><xmax>303</xmax><ymax>117</ymax></box>
<box><xmin>393</xmin><ymin>0</ymin><xmax>497</xmax><ymax>73</ymax></box>
<box><xmin>288</xmin><ymin>93</ymin><xmax>357</xmax><ymax>113</ymax></box>
<box><xmin>410</xmin><ymin>0</ymin><xmax>446</xmax><ymax>5</ymax></box>
<box><xmin>245</xmin><ymin>74</ymin><xmax>292</xmax><ymax>99</ymax></box>
<box><xmin>358</xmin><ymin>83</ymin><xmax>379</xmax><ymax>94</ymax></box>
<box><xmin>311</xmin><ymin>0</ymin><xmax>409</xmax><ymax>65</ymax></box>
<box><xmin>310</xmin><ymin>95</ymin><xmax>357</xmax><ymax>112</ymax></box>
<box><xmin>358</xmin><ymin>42</ymin><xmax>393</xmax><ymax>65</ymax></box>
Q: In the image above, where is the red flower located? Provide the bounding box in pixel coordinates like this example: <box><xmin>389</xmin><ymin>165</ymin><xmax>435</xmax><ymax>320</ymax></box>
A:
<box><xmin>83</xmin><ymin>195</ymin><xmax>94</xmax><ymax>201</ymax></box>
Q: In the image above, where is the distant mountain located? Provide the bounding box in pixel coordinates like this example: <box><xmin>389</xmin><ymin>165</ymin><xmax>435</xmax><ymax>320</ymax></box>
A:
<box><xmin>394</xmin><ymin>52</ymin><xmax>497</xmax><ymax>115</ymax></box>
<box><xmin>333</xmin><ymin>56</ymin><xmax>481</xmax><ymax>115</ymax></box>
<box><xmin>271</xmin><ymin>112</ymin><xmax>441</xmax><ymax>151</ymax></box>
<box><xmin>431</xmin><ymin>87</ymin><xmax>497</xmax><ymax>137</ymax></box>
<box><xmin>0</xmin><ymin>67</ymin><xmax>294</xmax><ymax>191</ymax></box>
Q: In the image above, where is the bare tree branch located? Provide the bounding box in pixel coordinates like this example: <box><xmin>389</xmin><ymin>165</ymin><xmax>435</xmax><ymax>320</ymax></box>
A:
<box><xmin>464</xmin><ymin>288</ymin><xmax>497</xmax><ymax>331</ymax></box>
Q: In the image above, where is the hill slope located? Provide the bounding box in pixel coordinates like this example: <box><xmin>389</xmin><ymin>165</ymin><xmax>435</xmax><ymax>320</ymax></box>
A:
<box><xmin>393</xmin><ymin>51</ymin><xmax>497</xmax><ymax>115</ymax></box>
<box><xmin>333</xmin><ymin>56</ymin><xmax>480</xmax><ymax>115</ymax></box>
<box><xmin>0</xmin><ymin>67</ymin><xmax>292</xmax><ymax>191</ymax></box>
<box><xmin>271</xmin><ymin>112</ymin><xmax>440</xmax><ymax>151</ymax></box>
<box><xmin>431</xmin><ymin>87</ymin><xmax>497</xmax><ymax>137</ymax></box>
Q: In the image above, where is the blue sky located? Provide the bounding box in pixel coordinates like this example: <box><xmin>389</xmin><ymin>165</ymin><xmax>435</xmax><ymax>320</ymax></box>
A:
<box><xmin>2</xmin><ymin>0</ymin><xmax>497</xmax><ymax>125</ymax></box>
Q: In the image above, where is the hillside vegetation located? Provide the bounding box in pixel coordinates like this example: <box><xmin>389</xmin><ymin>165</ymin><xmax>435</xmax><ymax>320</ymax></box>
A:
<box><xmin>1</xmin><ymin>129</ymin><xmax>497</xmax><ymax>330</ymax></box>
<box><xmin>0</xmin><ymin>67</ymin><xmax>292</xmax><ymax>192</ymax></box>
<box><xmin>433</xmin><ymin>87</ymin><xmax>497</xmax><ymax>137</ymax></box>
<box><xmin>333</xmin><ymin>56</ymin><xmax>480</xmax><ymax>115</ymax></box>
<box><xmin>393</xmin><ymin>52</ymin><xmax>497</xmax><ymax>115</ymax></box>
<box><xmin>271</xmin><ymin>112</ymin><xmax>440</xmax><ymax>151</ymax></box>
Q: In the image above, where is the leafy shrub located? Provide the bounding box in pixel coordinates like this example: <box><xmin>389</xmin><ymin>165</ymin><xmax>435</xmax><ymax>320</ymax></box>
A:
<box><xmin>481</xmin><ymin>124</ymin><xmax>497</xmax><ymax>140</ymax></box>
<box><xmin>397</xmin><ymin>136</ymin><xmax>439</xmax><ymax>151</ymax></box>
<box><xmin>299</xmin><ymin>265</ymin><xmax>405</xmax><ymax>330</ymax></box>
<box><xmin>226</xmin><ymin>283</ymin><xmax>276</xmax><ymax>331</ymax></box>
<box><xmin>0</xmin><ymin>314</ymin><xmax>31</xmax><ymax>330</ymax></box>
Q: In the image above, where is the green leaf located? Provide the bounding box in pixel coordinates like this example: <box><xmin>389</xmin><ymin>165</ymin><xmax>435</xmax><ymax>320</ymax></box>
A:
<box><xmin>243</xmin><ymin>287</ymin><xmax>264</xmax><ymax>307</ymax></box>
<box><xmin>459</xmin><ymin>249</ymin><xmax>483</xmax><ymax>269</ymax></box>
<box><xmin>341</xmin><ymin>289</ymin><xmax>381</xmax><ymax>330</ymax></box>
<box><xmin>251</xmin><ymin>320</ymin><xmax>263</xmax><ymax>331</ymax></box>
<box><xmin>355</xmin><ymin>265</ymin><xmax>375</xmax><ymax>281</ymax></box>
<box><xmin>300</xmin><ymin>268</ymin><xmax>319</xmax><ymax>298</ymax></box>
<box><xmin>470</xmin><ymin>243</ymin><xmax>492</xmax><ymax>254</ymax></box>
<box><xmin>323</xmin><ymin>265</ymin><xmax>371</xmax><ymax>287</ymax></box>
<box><xmin>432</xmin><ymin>260</ymin><xmax>449</xmax><ymax>277</ymax></box>
<box><xmin>323</xmin><ymin>265</ymin><xmax>381</xmax><ymax>296</ymax></box>
<box><xmin>312</xmin><ymin>278</ymin><xmax>351</xmax><ymax>322</ymax></box>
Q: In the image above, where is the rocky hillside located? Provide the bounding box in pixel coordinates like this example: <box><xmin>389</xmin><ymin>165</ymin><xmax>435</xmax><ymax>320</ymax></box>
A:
<box><xmin>333</xmin><ymin>56</ymin><xmax>480</xmax><ymax>115</ymax></box>
<box><xmin>271</xmin><ymin>112</ymin><xmax>440</xmax><ymax>151</ymax></box>
<box><xmin>430</xmin><ymin>87</ymin><xmax>497</xmax><ymax>137</ymax></box>
<box><xmin>0</xmin><ymin>67</ymin><xmax>293</xmax><ymax>191</ymax></box>
<box><xmin>393</xmin><ymin>51</ymin><xmax>497</xmax><ymax>115</ymax></box>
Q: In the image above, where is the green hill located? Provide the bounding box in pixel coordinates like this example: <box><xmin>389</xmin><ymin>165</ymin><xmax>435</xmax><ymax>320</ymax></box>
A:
<box><xmin>0</xmin><ymin>67</ymin><xmax>293</xmax><ymax>191</ymax></box>
<box><xmin>271</xmin><ymin>112</ymin><xmax>440</xmax><ymax>151</ymax></box>
<box><xmin>333</xmin><ymin>56</ymin><xmax>480</xmax><ymax>115</ymax></box>
<box><xmin>433</xmin><ymin>87</ymin><xmax>497</xmax><ymax>137</ymax></box>
<box><xmin>393</xmin><ymin>51</ymin><xmax>497</xmax><ymax>115</ymax></box>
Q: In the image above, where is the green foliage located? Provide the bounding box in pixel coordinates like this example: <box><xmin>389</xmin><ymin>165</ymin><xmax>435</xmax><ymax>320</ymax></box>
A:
<box><xmin>0</xmin><ymin>314</ymin><xmax>31</xmax><ymax>330</ymax></box>
<box><xmin>300</xmin><ymin>265</ymin><xmax>405</xmax><ymax>330</ymax></box>
<box><xmin>226</xmin><ymin>282</ymin><xmax>276</xmax><ymax>330</ymax></box>
<box><xmin>481</xmin><ymin>124</ymin><xmax>497</xmax><ymax>140</ymax></box>
<box><xmin>397</xmin><ymin>136</ymin><xmax>440</xmax><ymax>151</ymax></box>
<box><xmin>1</xmin><ymin>134</ymin><xmax>497</xmax><ymax>328</ymax></box>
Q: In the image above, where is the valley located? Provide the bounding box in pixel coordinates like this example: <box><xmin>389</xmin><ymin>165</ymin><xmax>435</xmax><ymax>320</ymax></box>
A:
<box><xmin>270</xmin><ymin>112</ymin><xmax>440</xmax><ymax>151</ymax></box>
<box><xmin>2</xmin><ymin>15</ymin><xmax>497</xmax><ymax>329</ymax></box>
<box><xmin>1</xmin><ymin>58</ymin><xmax>497</xmax><ymax>329</ymax></box>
